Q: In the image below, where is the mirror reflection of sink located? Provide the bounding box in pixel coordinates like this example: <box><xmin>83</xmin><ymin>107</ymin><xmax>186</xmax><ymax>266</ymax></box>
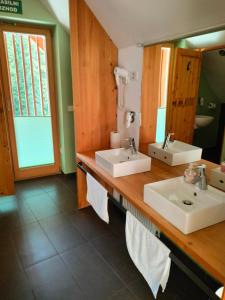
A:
<box><xmin>95</xmin><ymin>148</ymin><xmax>151</xmax><ymax>177</ymax></box>
<box><xmin>195</xmin><ymin>115</ymin><xmax>214</xmax><ymax>128</ymax></box>
<box><xmin>148</xmin><ymin>140</ymin><xmax>202</xmax><ymax>166</ymax></box>
<box><xmin>144</xmin><ymin>177</ymin><xmax>225</xmax><ymax>234</ymax></box>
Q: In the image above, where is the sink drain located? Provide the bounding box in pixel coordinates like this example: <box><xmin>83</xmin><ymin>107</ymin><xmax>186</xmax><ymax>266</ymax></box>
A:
<box><xmin>182</xmin><ymin>200</ymin><xmax>193</xmax><ymax>206</ymax></box>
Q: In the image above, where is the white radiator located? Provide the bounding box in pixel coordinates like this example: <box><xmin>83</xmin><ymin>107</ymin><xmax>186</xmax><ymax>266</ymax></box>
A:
<box><xmin>122</xmin><ymin>197</ymin><xmax>160</xmax><ymax>237</ymax></box>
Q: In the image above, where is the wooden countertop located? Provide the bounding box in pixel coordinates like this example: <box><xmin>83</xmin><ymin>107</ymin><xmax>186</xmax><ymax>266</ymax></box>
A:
<box><xmin>77</xmin><ymin>151</ymin><xmax>225</xmax><ymax>286</ymax></box>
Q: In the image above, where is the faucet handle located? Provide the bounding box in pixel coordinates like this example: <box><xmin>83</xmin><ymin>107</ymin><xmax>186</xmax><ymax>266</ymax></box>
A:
<box><xmin>121</xmin><ymin>137</ymin><xmax>134</xmax><ymax>148</ymax></box>
<box><xmin>197</xmin><ymin>164</ymin><xmax>206</xmax><ymax>169</ymax></box>
<box><xmin>197</xmin><ymin>164</ymin><xmax>206</xmax><ymax>177</ymax></box>
<box><xmin>168</xmin><ymin>133</ymin><xmax>175</xmax><ymax>141</ymax></box>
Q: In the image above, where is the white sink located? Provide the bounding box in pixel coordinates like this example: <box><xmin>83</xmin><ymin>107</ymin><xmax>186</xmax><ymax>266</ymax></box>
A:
<box><xmin>144</xmin><ymin>177</ymin><xmax>225</xmax><ymax>234</ymax></box>
<box><xmin>95</xmin><ymin>148</ymin><xmax>151</xmax><ymax>177</ymax></box>
<box><xmin>148</xmin><ymin>140</ymin><xmax>202</xmax><ymax>166</ymax></box>
<box><xmin>195</xmin><ymin>115</ymin><xmax>214</xmax><ymax>128</ymax></box>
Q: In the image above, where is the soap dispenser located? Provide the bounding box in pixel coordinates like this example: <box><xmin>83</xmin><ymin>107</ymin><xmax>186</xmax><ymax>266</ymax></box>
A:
<box><xmin>184</xmin><ymin>163</ymin><xmax>197</xmax><ymax>184</ymax></box>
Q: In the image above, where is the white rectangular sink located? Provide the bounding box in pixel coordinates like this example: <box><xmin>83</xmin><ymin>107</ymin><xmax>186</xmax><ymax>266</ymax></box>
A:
<box><xmin>95</xmin><ymin>148</ymin><xmax>151</xmax><ymax>177</ymax></box>
<box><xmin>144</xmin><ymin>177</ymin><xmax>225</xmax><ymax>234</ymax></box>
<box><xmin>148</xmin><ymin>140</ymin><xmax>202</xmax><ymax>166</ymax></box>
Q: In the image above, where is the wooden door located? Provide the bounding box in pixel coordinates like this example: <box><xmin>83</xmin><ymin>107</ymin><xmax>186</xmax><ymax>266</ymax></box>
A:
<box><xmin>0</xmin><ymin>25</ymin><xmax>60</xmax><ymax>180</ymax></box>
<box><xmin>167</xmin><ymin>48</ymin><xmax>202</xmax><ymax>143</ymax></box>
<box><xmin>0</xmin><ymin>62</ymin><xmax>15</xmax><ymax>195</ymax></box>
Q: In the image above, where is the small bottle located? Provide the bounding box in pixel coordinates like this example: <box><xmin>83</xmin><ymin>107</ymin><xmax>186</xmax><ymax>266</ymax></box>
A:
<box><xmin>184</xmin><ymin>163</ymin><xmax>197</xmax><ymax>184</ymax></box>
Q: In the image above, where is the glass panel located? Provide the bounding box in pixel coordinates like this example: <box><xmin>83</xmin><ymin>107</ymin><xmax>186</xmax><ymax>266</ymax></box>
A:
<box><xmin>156</xmin><ymin>108</ymin><xmax>166</xmax><ymax>143</ymax></box>
<box><xmin>14</xmin><ymin>117</ymin><xmax>54</xmax><ymax>168</ymax></box>
<box><xmin>4</xmin><ymin>31</ymin><xmax>54</xmax><ymax>168</ymax></box>
<box><xmin>156</xmin><ymin>47</ymin><xmax>171</xmax><ymax>143</ymax></box>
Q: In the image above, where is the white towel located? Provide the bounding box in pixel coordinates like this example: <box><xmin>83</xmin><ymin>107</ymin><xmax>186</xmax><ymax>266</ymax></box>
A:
<box><xmin>123</xmin><ymin>198</ymin><xmax>160</xmax><ymax>237</ymax></box>
<box><xmin>86</xmin><ymin>173</ymin><xmax>109</xmax><ymax>223</ymax></box>
<box><xmin>216</xmin><ymin>287</ymin><xmax>224</xmax><ymax>298</ymax></box>
<box><xmin>126</xmin><ymin>211</ymin><xmax>171</xmax><ymax>298</ymax></box>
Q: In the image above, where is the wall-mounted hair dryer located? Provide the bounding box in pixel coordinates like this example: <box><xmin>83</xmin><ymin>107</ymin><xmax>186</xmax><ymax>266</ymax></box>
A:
<box><xmin>114</xmin><ymin>67</ymin><xmax>130</xmax><ymax>87</ymax></box>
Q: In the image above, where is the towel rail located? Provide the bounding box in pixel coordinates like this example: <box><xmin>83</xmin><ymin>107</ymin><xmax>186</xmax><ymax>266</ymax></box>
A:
<box><xmin>76</xmin><ymin>161</ymin><xmax>220</xmax><ymax>300</ymax></box>
<box><xmin>76</xmin><ymin>162</ymin><xmax>126</xmax><ymax>214</ymax></box>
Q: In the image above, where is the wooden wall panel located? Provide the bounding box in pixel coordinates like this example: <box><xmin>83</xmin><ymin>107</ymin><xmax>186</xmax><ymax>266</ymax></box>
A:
<box><xmin>0</xmin><ymin>64</ymin><xmax>14</xmax><ymax>195</ymax></box>
<box><xmin>70</xmin><ymin>0</ymin><xmax>117</xmax><ymax>153</ymax></box>
<box><xmin>69</xmin><ymin>0</ymin><xmax>118</xmax><ymax>208</ymax></box>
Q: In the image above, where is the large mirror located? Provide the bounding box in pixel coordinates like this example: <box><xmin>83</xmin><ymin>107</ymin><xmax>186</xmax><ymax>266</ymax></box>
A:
<box><xmin>140</xmin><ymin>30</ymin><xmax>225</xmax><ymax>164</ymax></box>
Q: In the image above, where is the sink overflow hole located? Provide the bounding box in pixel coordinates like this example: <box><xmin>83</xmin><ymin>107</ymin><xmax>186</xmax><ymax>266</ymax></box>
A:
<box><xmin>183</xmin><ymin>200</ymin><xmax>193</xmax><ymax>206</ymax></box>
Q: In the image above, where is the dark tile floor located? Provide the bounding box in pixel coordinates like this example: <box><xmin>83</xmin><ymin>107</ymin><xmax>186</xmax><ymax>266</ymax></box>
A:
<box><xmin>0</xmin><ymin>174</ymin><xmax>210</xmax><ymax>299</ymax></box>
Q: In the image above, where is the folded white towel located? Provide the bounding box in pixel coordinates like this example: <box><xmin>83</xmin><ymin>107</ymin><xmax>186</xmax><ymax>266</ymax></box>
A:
<box><xmin>216</xmin><ymin>287</ymin><xmax>224</xmax><ymax>298</ymax></box>
<box><xmin>86</xmin><ymin>173</ymin><xmax>109</xmax><ymax>223</ymax></box>
<box><xmin>126</xmin><ymin>211</ymin><xmax>171</xmax><ymax>298</ymax></box>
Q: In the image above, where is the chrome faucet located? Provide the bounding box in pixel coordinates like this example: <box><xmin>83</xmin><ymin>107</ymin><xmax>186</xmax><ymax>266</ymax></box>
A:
<box><xmin>126</xmin><ymin>137</ymin><xmax>137</xmax><ymax>155</ymax></box>
<box><xmin>193</xmin><ymin>164</ymin><xmax>207</xmax><ymax>190</ymax></box>
<box><xmin>162</xmin><ymin>133</ymin><xmax>174</xmax><ymax>150</ymax></box>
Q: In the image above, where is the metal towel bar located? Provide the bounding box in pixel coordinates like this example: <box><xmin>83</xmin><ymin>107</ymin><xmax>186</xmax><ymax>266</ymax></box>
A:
<box><xmin>76</xmin><ymin>162</ymin><xmax>126</xmax><ymax>213</ymax></box>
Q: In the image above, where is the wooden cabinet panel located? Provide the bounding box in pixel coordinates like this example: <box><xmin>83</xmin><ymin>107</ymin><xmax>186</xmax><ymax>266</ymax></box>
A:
<box><xmin>167</xmin><ymin>48</ymin><xmax>202</xmax><ymax>144</ymax></box>
<box><xmin>0</xmin><ymin>66</ymin><xmax>14</xmax><ymax>195</ymax></box>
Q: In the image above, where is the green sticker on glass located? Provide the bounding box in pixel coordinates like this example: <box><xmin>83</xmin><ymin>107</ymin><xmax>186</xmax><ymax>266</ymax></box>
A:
<box><xmin>0</xmin><ymin>0</ymin><xmax>23</xmax><ymax>14</ymax></box>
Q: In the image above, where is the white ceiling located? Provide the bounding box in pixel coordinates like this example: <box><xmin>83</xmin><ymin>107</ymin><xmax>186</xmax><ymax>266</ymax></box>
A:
<box><xmin>40</xmin><ymin>0</ymin><xmax>69</xmax><ymax>31</ymax></box>
<box><xmin>85</xmin><ymin>0</ymin><xmax>225</xmax><ymax>48</ymax></box>
<box><xmin>40</xmin><ymin>0</ymin><xmax>225</xmax><ymax>49</ymax></box>
<box><xmin>185</xmin><ymin>30</ymin><xmax>225</xmax><ymax>49</ymax></box>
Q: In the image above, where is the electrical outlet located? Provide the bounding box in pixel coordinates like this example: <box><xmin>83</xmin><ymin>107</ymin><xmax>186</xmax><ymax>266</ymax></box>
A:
<box><xmin>130</xmin><ymin>71</ymin><xmax>139</xmax><ymax>81</ymax></box>
<box><xmin>67</xmin><ymin>105</ymin><xmax>74</xmax><ymax>112</ymax></box>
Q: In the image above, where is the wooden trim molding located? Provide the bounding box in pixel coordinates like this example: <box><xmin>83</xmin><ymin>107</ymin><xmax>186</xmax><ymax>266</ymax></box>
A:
<box><xmin>0</xmin><ymin>61</ymin><xmax>14</xmax><ymax>195</ymax></box>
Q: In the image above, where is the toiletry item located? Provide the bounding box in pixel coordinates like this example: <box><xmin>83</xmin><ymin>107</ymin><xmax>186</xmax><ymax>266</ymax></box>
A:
<box><xmin>184</xmin><ymin>163</ymin><xmax>197</xmax><ymax>183</ymax></box>
<box><xmin>221</xmin><ymin>161</ymin><xmax>225</xmax><ymax>173</ymax></box>
<box><xmin>110</xmin><ymin>131</ymin><xmax>120</xmax><ymax>149</ymax></box>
